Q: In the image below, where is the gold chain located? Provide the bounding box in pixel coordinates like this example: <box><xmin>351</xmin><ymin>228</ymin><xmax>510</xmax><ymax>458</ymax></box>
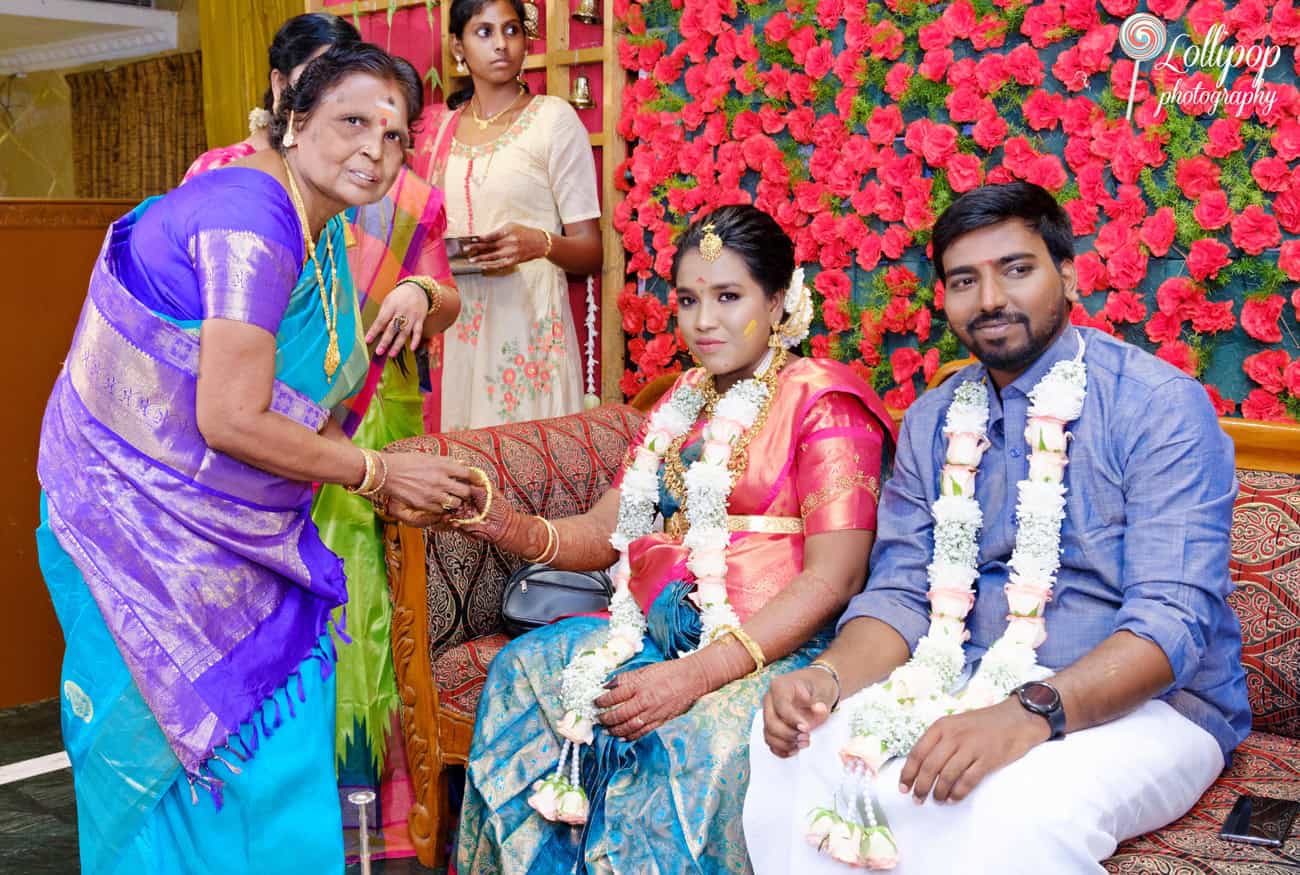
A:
<box><xmin>470</xmin><ymin>85</ymin><xmax>525</xmax><ymax>131</ymax></box>
<box><xmin>662</xmin><ymin>346</ymin><xmax>789</xmax><ymax>518</ymax></box>
<box><xmin>282</xmin><ymin>156</ymin><xmax>342</xmax><ymax>379</ymax></box>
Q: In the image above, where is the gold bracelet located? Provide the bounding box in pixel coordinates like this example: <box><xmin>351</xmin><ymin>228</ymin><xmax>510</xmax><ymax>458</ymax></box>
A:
<box><xmin>525</xmin><ymin>515</ymin><xmax>556</xmax><ymax>564</ymax></box>
<box><xmin>359</xmin><ymin>452</ymin><xmax>389</xmax><ymax>498</ymax></box>
<box><xmin>401</xmin><ymin>275</ymin><xmax>443</xmax><ymax>317</ymax></box>
<box><xmin>346</xmin><ymin>448</ymin><xmax>377</xmax><ymax>495</ymax></box>
<box><xmin>808</xmin><ymin>658</ymin><xmax>842</xmax><ymax>711</ymax></box>
<box><xmin>450</xmin><ymin>466</ymin><xmax>493</xmax><ymax>526</ymax></box>
<box><xmin>539</xmin><ymin>229</ymin><xmax>553</xmax><ymax>260</ymax></box>
<box><xmin>541</xmin><ymin>517</ymin><xmax>561</xmax><ymax>564</ymax></box>
<box><xmin>717</xmin><ymin>624</ymin><xmax>766</xmax><ymax>678</ymax></box>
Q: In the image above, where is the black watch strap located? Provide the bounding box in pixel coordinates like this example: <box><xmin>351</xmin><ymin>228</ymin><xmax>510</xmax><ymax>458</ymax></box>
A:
<box><xmin>1016</xmin><ymin>681</ymin><xmax>1066</xmax><ymax>741</ymax></box>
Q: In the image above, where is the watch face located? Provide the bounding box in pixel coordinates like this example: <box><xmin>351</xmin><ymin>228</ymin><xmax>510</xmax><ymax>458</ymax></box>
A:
<box><xmin>1021</xmin><ymin>682</ymin><xmax>1059</xmax><ymax>710</ymax></box>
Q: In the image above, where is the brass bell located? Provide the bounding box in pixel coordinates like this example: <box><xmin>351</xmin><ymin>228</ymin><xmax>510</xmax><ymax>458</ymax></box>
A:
<box><xmin>573</xmin><ymin>0</ymin><xmax>602</xmax><ymax>25</ymax></box>
<box><xmin>523</xmin><ymin>1</ymin><xmax>542</xmax><ymax>38</ymax></box>
<box><xmin>569</xmin><ymin>75</ymin><xmax>595</xmax><ymax>109</ymax></box>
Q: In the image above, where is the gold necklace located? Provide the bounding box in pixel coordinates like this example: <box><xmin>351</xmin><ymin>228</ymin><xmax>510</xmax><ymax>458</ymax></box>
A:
<box><xmin>662</xmin><ymin>347</ymin><xmax>790</xmax><ymax>513</ymax></box>
<box><xmin>282</xmin><ymin>156</ymin><xmax>342</xmax><ymax>380</ymax></box>
<box><xmin>470</xmin><ymin>85</ymin><xmax>525</xmax><ymax>131</ymax></box>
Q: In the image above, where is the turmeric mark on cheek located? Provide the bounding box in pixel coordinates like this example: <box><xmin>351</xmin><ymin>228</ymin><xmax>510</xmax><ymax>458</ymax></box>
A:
<box><xmin>744</xmin><ymin>319</ymin><xmax>757</xmax><ymax>337</ymax></box>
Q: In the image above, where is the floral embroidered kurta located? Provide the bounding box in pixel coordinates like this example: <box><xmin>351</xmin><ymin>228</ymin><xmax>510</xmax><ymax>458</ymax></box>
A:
<box><xmin>431</xmin><ymin>95</ymin><xmax>599</xmax><ymax>429</ymax></box>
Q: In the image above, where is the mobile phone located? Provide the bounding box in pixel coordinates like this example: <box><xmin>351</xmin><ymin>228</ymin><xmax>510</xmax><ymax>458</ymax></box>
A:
<box><xmin>444</xmin><ymin>235</ymin><xmax>481</xmax><ymax>258</ymax></box>
<box><xmin>1220</xmin><ymin>794</ymin><xmax>1300</xmax><ymax>847</ymax></box>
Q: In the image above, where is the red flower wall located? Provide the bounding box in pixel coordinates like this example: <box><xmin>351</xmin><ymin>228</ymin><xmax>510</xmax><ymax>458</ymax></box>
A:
<box><xmin>615</xmin><ymin>0</ymin><xmax>1300</xmax><ymax>421</ymax></box>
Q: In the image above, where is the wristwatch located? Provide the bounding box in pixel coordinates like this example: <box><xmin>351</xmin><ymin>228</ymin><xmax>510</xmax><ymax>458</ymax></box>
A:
<box><xmin>1015</xmin><ymin>681</ymin><xmax>1066</xmax><ymax>741</ymax></box>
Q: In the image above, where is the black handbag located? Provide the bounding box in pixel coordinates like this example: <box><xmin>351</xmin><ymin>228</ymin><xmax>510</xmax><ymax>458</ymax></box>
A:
<box><xmin>501</xmin><ymin>563</ymin><xmax>613</xmax><ymax>637</ymax></box>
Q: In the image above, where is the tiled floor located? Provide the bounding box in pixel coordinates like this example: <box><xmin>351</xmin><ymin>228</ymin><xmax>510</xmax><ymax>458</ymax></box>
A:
<box><xmin>0</xmin><ymin>698</ymin><xmax>442</xmax><ymax>874</ymax></box>
<box><xmin>0</xmin><ymin>699</ymin><xmax>75</xmax><ymax>873</ymax></box>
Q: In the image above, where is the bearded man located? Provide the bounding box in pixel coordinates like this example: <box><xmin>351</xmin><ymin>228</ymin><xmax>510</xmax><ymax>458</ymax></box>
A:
<box><xmin>743</xmin><ymin>182</ymin><xmax>1249</xmax><ymax>873</ymax></box>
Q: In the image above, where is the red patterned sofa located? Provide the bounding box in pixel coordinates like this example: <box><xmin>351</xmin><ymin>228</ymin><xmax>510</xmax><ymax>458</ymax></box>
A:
<box><xmin>381</xmin><ymin>387</ymin><xmax>667</xmax><ymax>867</ymax></box>
<box><xmin>1103</xmin><ymin>417</ymin><xmax>1300</xmax><ymax>874</ymax></box>
<box><xmin>384</xmin><ymin>384</ymin><xmax>1300</xmax><ymax>869</ymax></box>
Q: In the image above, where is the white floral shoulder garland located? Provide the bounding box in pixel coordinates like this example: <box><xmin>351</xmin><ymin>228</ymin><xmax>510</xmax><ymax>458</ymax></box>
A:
<box><xmin>808</xmin><ymin>340</ymin><xmax>1088</xmax><ymax>870</ymax></box>
<box><xmin>527</xmin><ymin>272</ymin><xmax>814</xmax><ymax>825</ymax></box>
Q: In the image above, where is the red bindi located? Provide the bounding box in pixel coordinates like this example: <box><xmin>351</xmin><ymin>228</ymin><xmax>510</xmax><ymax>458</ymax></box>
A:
<box><xmin>380</xmin><ymin>117</ymin><xmax>388</xmax><ymax>127</ymax></box>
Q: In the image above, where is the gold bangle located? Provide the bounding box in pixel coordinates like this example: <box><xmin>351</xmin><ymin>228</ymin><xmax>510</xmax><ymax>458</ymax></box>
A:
<box><xmin>808</xmin><ymin>658</ymin><xmax>842</xmax><ymax>711</ymax></box>
<box><xmin>346</xmin><ymin>448</ymin><xmax>377</xmax><ymax>495</ymax></box>
<box><xmin>541</xmin><ymin>517</ymin><xmax>561</xmax><ymax>564</ymax></box>
<box><xmin>540</xmin><ymin>229</ymin><xmax>553</xmax><ymax>261</ymax></box>
<box><xmin>359</xmin><ymin>452</ymin><xmax>389</xmax><ymax>498</ymax></box>
<box><xmin>525</xmin><ymin>515</ymin><xmax>555</xmax><ymax>564</ymax></box>
<box><xmin>450</xmin><ymin>466</ymin><xmax>493</xmax><ymax>526</ymax></box>
<box><xmin>717</xmin><ymin>624</ymin><xmax>766</xmax><ymax>678</ymax></box>
<box><xmin>402</xmin><ymin>275</ymin><xmax>443</xmax><ymax>317</ymax></box>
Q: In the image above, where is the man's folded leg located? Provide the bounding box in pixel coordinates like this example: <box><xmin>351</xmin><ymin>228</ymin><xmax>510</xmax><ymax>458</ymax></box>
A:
<box><xmin>744</xmin><ymin>699</ymin><xmax>1223</xmax><ymax>874</ymax></box>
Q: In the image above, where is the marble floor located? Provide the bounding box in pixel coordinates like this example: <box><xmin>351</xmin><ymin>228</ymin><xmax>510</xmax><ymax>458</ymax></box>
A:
<box><xmin>0</xmin><ymin>698</ymin><xmax>443</xmax><ymax>874</ymax></box>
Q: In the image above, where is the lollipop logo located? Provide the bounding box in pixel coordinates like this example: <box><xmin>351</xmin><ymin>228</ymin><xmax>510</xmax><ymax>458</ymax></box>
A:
<box><xmin>1120</xmin><ymin>13</ymin><xmax>1166</xmax><ymax>63</ymax></box>
<box><xmin>1157</xmin><ymin>23</ymin><xmax>1282</xmax><ymax>90</ymax></box>
<box><xmin>1142</xmin><ymin>16</ymin><xmax>1284</xmax><ymax>120</ymax></box>
<box><xmin>1118</xmin><ymin>14</ymin><xmax>1167</xmax><ymax>120</ymax></box>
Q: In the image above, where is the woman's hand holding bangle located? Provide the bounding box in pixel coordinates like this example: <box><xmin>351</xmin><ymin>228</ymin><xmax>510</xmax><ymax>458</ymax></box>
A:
<box><xmin>380</xmin><ymin>452</ymin><xmax>476</xmax><ymax>517</ymax></box>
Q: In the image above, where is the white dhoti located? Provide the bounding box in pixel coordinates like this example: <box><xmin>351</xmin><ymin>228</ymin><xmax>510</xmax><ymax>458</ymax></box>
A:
<box><xmin>743</xmin><ymin>699</ymin><xmax>1223</xmax><ymax>874</ymax></box>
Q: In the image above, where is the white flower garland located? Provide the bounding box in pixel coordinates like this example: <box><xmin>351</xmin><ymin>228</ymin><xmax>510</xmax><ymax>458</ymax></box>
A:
<box><xmin>811</xmin><ymin>340</ymin><xmax>1088</xmax><ymax>869</ymax></box>
<box><xmin>529</xmin><ymin>345</ymin><xmax>785</xmax><ymax>824</ymax></box>
<box><xmin>527</xmin><ymin>263</ymin><xmax>814</xmax><ymax>826</ymax></box>
<box><xmin>583</xmin><ymin>275</ymin><xmax>600</xmax><ymax>409</ymax></box>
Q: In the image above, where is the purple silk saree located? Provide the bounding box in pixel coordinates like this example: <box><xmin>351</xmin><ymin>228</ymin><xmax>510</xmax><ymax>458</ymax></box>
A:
<box><xmin>38</xmin><ymin>206</ymin><xmax>348</xmax><ymax>779</ymax></box>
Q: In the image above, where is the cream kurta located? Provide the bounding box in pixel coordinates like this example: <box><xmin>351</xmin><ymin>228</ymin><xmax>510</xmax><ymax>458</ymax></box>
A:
<box><xmin>440</xmin><ymin>94</ymin><xmax>600</xmax><ymax>430</ymax></box>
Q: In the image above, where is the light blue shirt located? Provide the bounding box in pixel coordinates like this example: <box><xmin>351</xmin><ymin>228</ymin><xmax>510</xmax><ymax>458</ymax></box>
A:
<box><xmin>840</xmin><ymin>325</ymin><xmax>1250</xmax><ymax>759</ymax></box>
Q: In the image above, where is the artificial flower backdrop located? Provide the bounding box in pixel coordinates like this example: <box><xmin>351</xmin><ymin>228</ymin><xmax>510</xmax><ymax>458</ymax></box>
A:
<box><xmin>612</xmin><ymin>0</ymin><xmax>1300</xmax><ymax>421</ymax></box>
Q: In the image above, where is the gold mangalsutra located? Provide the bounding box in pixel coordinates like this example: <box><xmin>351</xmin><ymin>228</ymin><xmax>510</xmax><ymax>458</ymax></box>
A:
<box><xmin>282</xmin><ymin>155</ymin><xmax>342</xmax><ymax>379</ymax></box>
<box><xmin>470</xmin><ymin>85</ymin><xmax>526</xmax><ymax>131</ymax></box>
<box><xmin>698</xmin><ymin>222</ymin><xmax>723</xmax><ymax>262</ymax></box>
<box><xmin>662</xmin><ymin>375</ymin><xmax>720</xmax><ymax>508</ymax></box>
<box><xmin>661</xmin><ymin>346</ymin><xmax>789</xmax><ymax>518</ymax></box>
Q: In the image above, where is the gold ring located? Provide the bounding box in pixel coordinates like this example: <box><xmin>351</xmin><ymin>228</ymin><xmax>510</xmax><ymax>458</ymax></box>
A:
<box><xmin>393</xmin><ymin>314</ymin><xmax>409</xmax><ymax>329</ymax></box>
<box><xmin>440</xmin><ymin>497</ymin><xmax>459</xmax><ymax>511</ymax></box>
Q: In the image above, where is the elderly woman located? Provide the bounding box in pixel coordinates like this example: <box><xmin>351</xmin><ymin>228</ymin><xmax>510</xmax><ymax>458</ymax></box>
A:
<box><xmin>185</xmin><ymin>13</ymin><xmax>461</xmax><ymax>781</ymax></box>
<box><xmin>36</xmin><ymin>43</ymin><xmax>470</xmax><ymax>874</ymax></box>
<box><xmin>442</xmin><ymin>205</ymin><xmax>897</xmax><ymax>873</ymax></box>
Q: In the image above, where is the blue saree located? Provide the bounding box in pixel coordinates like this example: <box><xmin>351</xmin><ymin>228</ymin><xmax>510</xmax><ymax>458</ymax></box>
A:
<box><xmin>36</xmin><ymin>167</ymin><xmax>367</xmax><ymax>874</ymax></box>
<box><xmin>457</xmin><ymin>588</ymin><xmax>833</xmax><ymax>875</ymax></box>
<box><xmin>457</xmin><ymin>360</ymin><xmax>895</xmax><ymax>874</ymax></box>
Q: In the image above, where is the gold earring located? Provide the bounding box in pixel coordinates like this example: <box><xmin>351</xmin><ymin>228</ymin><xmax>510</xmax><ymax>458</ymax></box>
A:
<box><xmin>455</xmin><ymin>55</ymin><xmax>468</xmax><ymax>75</ymax></box>
<box><xmin>282</xmin><ymin>110</ymin><xmax>296</xmax><ymax>147</ymax></box>
<box><xmin>768</xmin><ymin>326</ymin><xmax>784</xmax><ymax>349</ymax></box>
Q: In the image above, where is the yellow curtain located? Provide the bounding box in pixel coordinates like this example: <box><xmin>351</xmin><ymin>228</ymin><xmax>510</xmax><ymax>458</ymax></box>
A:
<box><xmin>199</xmin><ymin>0</ymin><xmax>307</xmax><ymax>150</ymax></box>
<box><xmin>67</xmin><ymin>52</ymin><xmax>207</xmax><ymax>198</ymax></box>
